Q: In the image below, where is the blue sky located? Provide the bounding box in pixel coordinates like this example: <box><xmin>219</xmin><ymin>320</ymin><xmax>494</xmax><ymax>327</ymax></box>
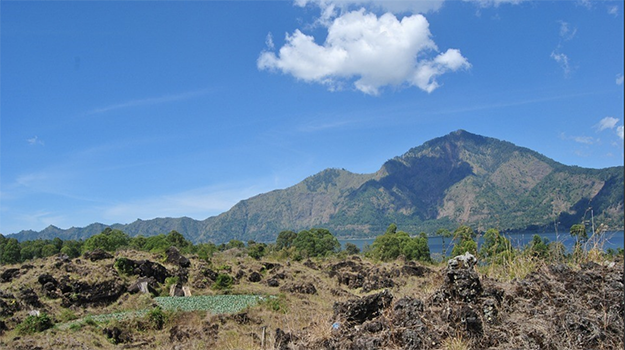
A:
<box><xmin>1</xmin><ymin>0</ymin><xmax>623</xmax><ymax>235</ymax></box>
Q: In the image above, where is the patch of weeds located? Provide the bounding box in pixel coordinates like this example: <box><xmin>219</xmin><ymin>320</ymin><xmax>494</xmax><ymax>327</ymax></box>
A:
<box><xmin>69</xmin><ymin>323</ymin><xmax>83</xmax><ymax>331</ymax></box>
<box><xmin>261</xmin><ymin>294</ymin><xmax>288</xmax><ymax>313</ymax></box>
<box><xmin>164</xmin><ymin>276</ymin><xmax>179</xmax><ymax>290</ymax></box>
<box><xmin>59</xmin><ymin>308</ymin><xmax>78</xmax><ymax>322</ymax></box>
<box><xmin>16</xmin><ymin>313</ymin><xmax>54</xmax><ymax>335</ymax></box>
<box><xmin>84</xmin><ymin>316</ymin><xmax>97</xmax><ymax>327</ymax></box>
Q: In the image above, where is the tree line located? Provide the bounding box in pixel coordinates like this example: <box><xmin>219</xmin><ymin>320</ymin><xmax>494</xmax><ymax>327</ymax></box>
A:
<box><xmin>1</xmin><ymin>223</ymin><xmax>621</xmax><ymax>266</ymax></box>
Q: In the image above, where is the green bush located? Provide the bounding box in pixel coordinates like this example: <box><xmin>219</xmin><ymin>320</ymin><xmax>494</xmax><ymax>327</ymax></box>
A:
<box><xmin>146</xmin><ymin>306</ymin><xmax>166</xmax><ymax>330</ymax></box>
<box><xmin>114</xmin><ymin>257</ymin><xmax>135</xmax><ymax>275</ymax></box>
<box><xmin>213</xmin><ymin>273</ymin><xmax>233</xmax><ymax>290</ymax></box>
<box><xmin>16</xmin><ymin>313</ymin><xmax>54</xmax><ymax>334</ymax></box>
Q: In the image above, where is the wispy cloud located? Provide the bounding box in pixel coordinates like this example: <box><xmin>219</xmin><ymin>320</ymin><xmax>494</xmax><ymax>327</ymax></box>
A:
<box><xmin>87</xmin><ymin>88</ymin><xmax>212</xmax><ymax>115</ymax></box>
<box><xmin>550</xmin><ymin>51</ymin><xmax>572</xmax><ymax>77</ymax></box>
<box><xmin>27</xmin><ymin>136</ymin><xmax>44</xmax><ymax>146</ymax></box>
<box><xmin>608</xmin><ymin>5</ymin><xmax>618</xmax><ymax>16</ymax></box>
<box><xmin>573</xmin><ymin>136</ymin><xmax>595</xmax><ymax>145</ymax></box>
<box><xmin>617</xmin><ymin>74</ymin><xmax>624</xmax><ymax>85</ymax></box>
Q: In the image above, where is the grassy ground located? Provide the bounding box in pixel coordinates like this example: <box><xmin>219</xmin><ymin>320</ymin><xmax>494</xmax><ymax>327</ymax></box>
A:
<box><xmin>0</xmin><ymin>247</ymin><xmax>622</xmax><ymax>349</ymax></box>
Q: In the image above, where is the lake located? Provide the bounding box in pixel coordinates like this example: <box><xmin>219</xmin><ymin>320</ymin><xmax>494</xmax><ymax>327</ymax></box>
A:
<box><xmin>339</xmin><ymin>231</ymin><xmax>624</xmax><ymax>257</ymax></box>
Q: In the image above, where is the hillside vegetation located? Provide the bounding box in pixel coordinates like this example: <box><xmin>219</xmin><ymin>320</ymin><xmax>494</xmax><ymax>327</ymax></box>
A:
<box><xmin>8</xmin><ymin>130</ymin><xmax>624</xmax><ymax>244</ymax></box>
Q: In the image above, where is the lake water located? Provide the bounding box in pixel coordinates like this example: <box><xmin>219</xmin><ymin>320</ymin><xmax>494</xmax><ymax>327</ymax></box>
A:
<box><xmin>339</xmin><ymin>231</ymin><xmax>624</xmax><ymax>257</ymax></box>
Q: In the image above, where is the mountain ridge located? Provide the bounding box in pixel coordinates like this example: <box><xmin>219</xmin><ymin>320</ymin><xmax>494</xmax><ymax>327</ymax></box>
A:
<box><xmin>7</xmin><ymin>130</ymin><xmax>624</xmax><ymax>243</ymax></box>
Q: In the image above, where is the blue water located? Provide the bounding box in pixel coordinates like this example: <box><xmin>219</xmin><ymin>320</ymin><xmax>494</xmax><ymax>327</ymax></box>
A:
<box><xmin>339</xmin><ymin>231</ymin><xmax>624</xmax><ymax>257</ymax></box>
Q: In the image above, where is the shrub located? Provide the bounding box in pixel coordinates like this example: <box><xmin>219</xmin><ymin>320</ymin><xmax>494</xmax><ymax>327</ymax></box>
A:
<box><xmin>114</xmin><ymin>257</ymin><xmax>135</xmax><ymax>275</ymax></box>
<box><xmin>146</xmin><ymin>306</ymin><xmax>166</xmax><ymax>330</ymax></box>
<box><xmin>213</xmin><ymin>273</ymin><xmax>233</xmax><ymax>290</ymax></box>
<box><xmin>16</xmin><ymin>313</ymin><xmax>54</xmax><ymax>334</ymax></box>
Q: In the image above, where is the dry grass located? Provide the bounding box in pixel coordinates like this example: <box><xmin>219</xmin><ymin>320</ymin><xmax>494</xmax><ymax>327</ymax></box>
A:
<box><xmin>2</xmin><ymin>245</ymin><xmax>623</xmax><ymax>350</ymax></box>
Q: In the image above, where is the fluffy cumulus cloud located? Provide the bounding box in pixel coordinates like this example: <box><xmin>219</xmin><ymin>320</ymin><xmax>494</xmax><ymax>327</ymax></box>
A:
<box><xmin>258</xmin><ymin>10</ymin><xmax>470</xmax><ymax>95</ymax></box>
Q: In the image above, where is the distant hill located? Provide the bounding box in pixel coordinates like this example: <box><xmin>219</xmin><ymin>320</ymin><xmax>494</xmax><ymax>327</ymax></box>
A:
<box><xmin>9</xmin><ymin>130</ymin><xmax>624</xmax><ymax>244</ymax></box>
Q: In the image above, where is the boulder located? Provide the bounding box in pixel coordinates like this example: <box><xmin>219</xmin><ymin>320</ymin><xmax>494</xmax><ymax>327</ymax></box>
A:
<box><xmin>444</xmin><ymin>253</ymin><xmax>482</xmax><ymax>302</ymax></box>
<box><xmin>0</xmin><ymin>268</ymin><xmax>20</xmax><ymax>283</ymax></box>
<box><xmin>333</xmin><ymin>289</ymin><xmax>393</xmax><ymax>324</ymax></box>
<box><xmin>128</xmin><ymin>277</ymin><xmax>159</xmax><ymax>295</ymax></box>
<box><xmin>248</xmin><ymin>271</ymin><xmax>262</xmax><ymax>283</ymax></box>
<box><xmin>280</xmin><ymin>282</ymin><xmax>317</xmax><ymax>295</ymax></box>
<box><xmin>83</xmin><ymin>249</ymin><xmax>113</xmax><ymax>262</ymax></box>
<box><xmin>165</xmin><ymin>247</ymin><xmax>190</xmax><ymax>268</ymax></box>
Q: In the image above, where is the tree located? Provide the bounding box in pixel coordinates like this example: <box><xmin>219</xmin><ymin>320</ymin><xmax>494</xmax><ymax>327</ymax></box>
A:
<box><xmin>83</xmin><ymin>229</ymin><xmax>130</xmax><ymax>253</ymax></box>
<box><xmin>41</xmin><ymin>244</ymin><xmax>59</xmax><ymax>258</ymax></box>
<box><xmin>344</xmin><ymin>242</ymin><xmax>360</xmax><ymax>255</ymax></box>
<box><xmin>451</xmin><ymin>225</ymin><xmax>478</xmax><ymax>257</ymax></box>
<box><xmin>480</xmin><ymin>228</ymin><xmax>511</xmax><ymax>261</ymax></box>
<box><xmin>369</xmin><ymin>224</ymin><xmax>431</xmax><ymax>262</ymax></box>
<box><xmin>292</xmin><ymin>228</ymin><xmax>340</xmax><ymax>258</ymax></box>
<box><xmin>402</xmin><ymin>232</ymin><xmax>432</xmax><ymax>262</ymax></box>
<box><xmin>248</xmin><ymin>243</ymin><xmax>267</xmax><ymax>260</ymax></box>
<box><xmin>570</xmin><ymin>224</ymin><xmax>587</xmax><ymax>243</ymax></box>
<box><xmin>526</xmin><ymin>234</ymin><xmax>549</xmax><ymax>258</ymax></box>
<box><xmin>436</xmin><ymin>228</ymin><xmax>452</xmax><ymax>257</ymax></box>
<box><xmin>166</xmin><ymin>230</ymin><xmax>190</xmax><ymax>249</ymax></box>
<box><xmin>276</xmin><ymin>230</ymin><xmax>297</xmax><ymax>250</ymax></box>
<box><xmin>1</xmin><ymin>238</ymin><xmax>21</xmax><ymax>264</ymax></box>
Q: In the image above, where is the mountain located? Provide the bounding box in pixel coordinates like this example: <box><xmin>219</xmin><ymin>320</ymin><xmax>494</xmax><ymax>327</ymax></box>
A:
<box><xmin>8</xmin><ymin>130</ymin><xmax>624</xmax><ymax>244</ymax></box>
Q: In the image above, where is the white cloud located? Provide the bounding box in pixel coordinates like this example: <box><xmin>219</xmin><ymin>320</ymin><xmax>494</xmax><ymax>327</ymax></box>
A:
<box><xmin>577</xmin><ymin>0</ymin><xmax>593</xmax><ymax>9</ymax></box>
<box><xmin>294</xmin><ymin>0</ymin><xmax>446</xmax><ymax>15</ymax></box>
<box><xmin>573</xmin><ymin>136</ymin><xmax>595</xmax><ymax>145</ymax></box>
<box><xmin>27</xmin><ymin>136</ymin><xmax>44</xmax><ymax>146</ymax></box>
<box><xmin>608</xmin><ymin>5</ymin><xmax>618</xmax><ymax>16</ymax></box>
<box><xmin>87</xmin><ymin>88</ymin><xmax>211</xmax><ymax>115</ymax></box>
<box><xmin>550</xmin><ymin>51</ymin><xmax>572</xmax><ymax>77</ymax></box>
<box><xmin>258</xmin><ymin>10</ymin><xmax>470</xmax><ymax>95</ymax></box>
<box><xmin>596</xmin><ymin>116</ymin><xmax>619</xmax><ymax>131</ymax></box>
<box><xmin>558</xmin><ymin>20</ymin><xmax>577</xmax><ymax>41</ymax></box>
<box><xmin>465</xmin><ymin>0</ymin><xmax>527</xmax><ymax>7</ymax></box>
<box><xmin>595</xmin><ymin>117</ymin><xmax>624</xmax><ymax>141</ymax></box>
<box><xmin>617</xmin><ymin>74</ymin><xmax>624</xmax><ymax>85</ymax></box>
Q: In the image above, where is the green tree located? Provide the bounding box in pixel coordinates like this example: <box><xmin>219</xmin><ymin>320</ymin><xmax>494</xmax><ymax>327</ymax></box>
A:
<box><xmin>166</xmin><ymin>230</ymin><xmax>190</xmax><ymax>250</ymax></box>
<box><xmin>60</xmin><ymin>240</ymin><xmax>82</xmax><ymax>259</ymax></box>
<box><xmin>292</xmin><ymin>228</ymin><xmax>340</xmax><ymax>258</ymax></box>
<box><xmin>224</xmin><ymin>239</ymin><xmax>245</xmax><ymax>250</ymax></box>
<box><xmin>402</xmin><ymin>232</ymin><xmax>432</xmax><ymax>262</ymax></box>
<box><xmin>248</xmin><ymin>243</ymin><xmax>267</xmax><ymax>260</ymax></box>
<box><xmin>480</xmin><ymin>228</ymin><xmax>512</xmax><ymax>261</ymax></box>
<box><xmin>450</xmin><ymin>225</ymin><xmax>478</xmax><ymax>257</ymax></box>
<box><xmin>436</xmin><ymin>228</ymin><xmax>453</xmax><ymax>257</ymax></box>
<box><xmin>1</xmin><ymin>238</ymin><xmax>21</xmax><ymax>264</ymax></box>
<box><xmin>344</xmin><ymin>242</ymin><xmax>360</xmax><ymax>255</ymax></box>
<box><xmin>83</xmin><ymin>228</ymin><xmax>130</xmax><ymax>253</ymax></box>
<box><xmin>368</xmin><ymin>224</ymin><xmax>431</xmax><ymax>262</ymax></box>
<box><xmin>41</xmin><ymin>244</ymin><xmax>59</xmax><ymax>258</ymax></box>
<box><xmin>526</xmin><ymin>234</ymin><xmax>549</xmax><ymax>258</ymax></box>
<box><xmin>570</xmin><ymin>224</ymin><xmax>588</xmax><ymax>243</ymax></box>
<box><xmin>275</xmin><ymin>230</ymin><xmax>297</xmax><ymax>250</ymax></box>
